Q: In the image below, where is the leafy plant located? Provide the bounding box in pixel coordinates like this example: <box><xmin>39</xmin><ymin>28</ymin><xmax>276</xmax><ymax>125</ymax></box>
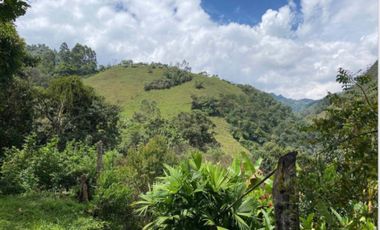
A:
<box><xmin>0</xmin><ymin>135</ymin><xmax>97</xmax><ymax>194</ymax></box>
<box><xmin>135</xmin><ymin>153</ymin><xmax>274</xmax><ymax>229</ymax></box>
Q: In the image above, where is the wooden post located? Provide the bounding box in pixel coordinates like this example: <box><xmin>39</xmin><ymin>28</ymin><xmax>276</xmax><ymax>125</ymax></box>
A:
<box><xmin>96</xmin><ymin>140</ymin><xmax>104</xmax><ymax>176</ymax></box>
<box><xmin>273</xmin><ymin>151</ymin><xmax>299</xmax><ymax>230</ymax></box>
<box><xmin>79</xmin><ymin>174</ymin><xmax>89</xmax><ymax>202</ymax></box>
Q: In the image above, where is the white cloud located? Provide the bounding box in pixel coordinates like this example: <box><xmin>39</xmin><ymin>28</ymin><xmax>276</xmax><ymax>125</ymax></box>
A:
<box><xmin>15</xmin><ymin>0</ymin><xmax>377</xmax><ymax>99</ymax></box>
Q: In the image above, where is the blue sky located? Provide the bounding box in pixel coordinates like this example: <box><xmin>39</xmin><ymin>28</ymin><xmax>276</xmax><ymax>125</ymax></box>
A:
<box><xmin>201</xmin><ymin>0</ymin><xmax>299</xmax><ymax>26</ymax></box>
<box><xmin>15</xmin><ymin>0</ymin><xmax>378</xmax><ymax>99</ymax></box>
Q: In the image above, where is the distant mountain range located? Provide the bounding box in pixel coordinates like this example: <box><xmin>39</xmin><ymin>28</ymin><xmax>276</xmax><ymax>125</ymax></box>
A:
<box><xmin>272</xmin><ymin>60</ymin><xmax>378</xmax><ymax>114</ymax></box>
<box><xmin>270</xmin><ymin>93</ymin><xmax>316</xmax><ymax>112</ymax></box>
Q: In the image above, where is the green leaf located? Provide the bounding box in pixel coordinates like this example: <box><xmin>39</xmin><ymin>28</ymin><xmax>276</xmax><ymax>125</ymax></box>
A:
<box><xmin>217</xmin><ymin>226</ymin><xmax>229</xmax><ymax>230</ymax></box>
<box><xmin>191</xmin><ymin>152</ymin><xmax>203</xmax><ymax>170</ymax></box>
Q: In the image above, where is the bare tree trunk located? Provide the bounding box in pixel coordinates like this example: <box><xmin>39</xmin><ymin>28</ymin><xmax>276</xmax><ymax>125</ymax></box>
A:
<box><xmin>96</xmin><ymin>140</ymin><xmax>104</xmax><ymax>176</ymax></box>
<box><xmin>273</xmin><ymin>151</ymin><xmax>299</xmax><ymax>230</ymax></box>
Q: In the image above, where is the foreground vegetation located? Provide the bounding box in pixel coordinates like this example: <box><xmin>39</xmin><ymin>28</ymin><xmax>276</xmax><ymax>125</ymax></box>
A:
<box><xmin>0</xmin><ymin>1</ymin><xmax>377</xmax><ymax>229</ymax></box>
<box><xmin>0</xmin><ymin>193</ymin><xmax>104</xmax><ymax>230</ymax></box>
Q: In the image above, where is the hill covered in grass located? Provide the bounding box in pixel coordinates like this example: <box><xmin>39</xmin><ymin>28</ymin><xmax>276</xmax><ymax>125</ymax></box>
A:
<box><xmin>84</xmin><ymin>64</ymin><xmax>244</xmax><ymax>118</ymax></box>
<box><xmin>84</xmin><ymin>63</ymin><xmax>297</xmax><ymax>155</ymax></box>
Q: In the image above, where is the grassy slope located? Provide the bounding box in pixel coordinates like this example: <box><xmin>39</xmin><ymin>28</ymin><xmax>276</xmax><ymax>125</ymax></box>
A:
<box><xmin>0</xmin><ymin>193</ymin><xmax>104</xmax><ymax>230</ymax></box>
<box><xmin>84</xmin><ymin>65</ymin><xmax>248</xmax><ymax>155</ymax></box>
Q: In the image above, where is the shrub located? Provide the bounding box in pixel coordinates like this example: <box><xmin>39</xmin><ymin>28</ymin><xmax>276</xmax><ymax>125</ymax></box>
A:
<box><xmin>93</xmin><ymin>165</ymin><xmax>136</xmax><ymax>229</ymax></box>
<box><xmin>172</xmin><ymin>111</ymin><xmax>217</xmax><ymax>150</ymax></box>
<box><xmin>0</xmin><ymin>135</ymin><xmax>96</xmax><ymax>194</ymax></box>
<box><xmin>191</xmin><ymin>95</ymin><xmax>220</xmax><ymax>116</ymax></box>
<box><xmin>194</xmin><ymin>80</ymin><xmax>204</xmax><ymax>89</ymax></box>
<box><xmin>123</xmin><ymin>135</ymin><xmax>177</xmax><ymax>194</ymax></box>
<box><xmin>135</xmin><ymin>153</ymin><xmax>274</xmax><ymax>229</ymax></box>
<box><xmin>144</xmin><ymin>67</ymin><xmax>192</xmax><ymax>91</ymax></box>
<box><xmin>93</xmin><ymin>137</ymin><xmax>177</xmax><ymax>229</ymax></box>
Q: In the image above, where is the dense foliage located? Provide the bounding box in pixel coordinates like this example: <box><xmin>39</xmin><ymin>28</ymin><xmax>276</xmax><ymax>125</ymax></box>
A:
<box><xmin>24</xmin><ymin>42</ymin><xmax>97</xmax><ymax>83</ymax></box>
<box><xmin>299</xmin><ymin>67</ymin><xmax>378</xmax><ymax>228</ymax></box>
<box><xmin>35</xmin><ymin>76</ymin><xmax>120</xmax><ymax>149</ymax></box>
<box><xmin>0</xmin><ymin>22</ymin><xmax>27</xmax><ymax>84</ymax></box>
<box><xmin>144</xmin><ymin>67</ymin><xmax>192</xmax><ymax>91</ymax></box>
<box><xmin>136</xmin><ymin>153</ymin><xmax>274</xmax><ymax>229</ymax></box>
<box><xmin>56</xmin><ymin>42</ymin><xmax>97</xmax><ymax>76</ymax></box>
<box><xmin>0</xmin><ymin>0</ymin><xmax>29</xmax><ymax>22</ymax></box>
<box><xmin>191</xmin><ymin>85</ymin><xmax>307</xmax><ymax>171</ymax></box>
<box><xmin>121</xmin><ymin>100</ymin><xmax>217</xmax><ymax>153</ymax></box>
<box><xmin>0</xmin><ymin>0</ymin><xmax>33</xmax><ymax>158</ymax></box>
<box><xmin>0</xmin><ymin>79</ymin><xmax>35</xmax><ymax>157</ymax></box>
<box><xmin>192</xmin><ymin>86</ymin><xmax>294</xmax><ymax>145</ymax></box>
<box><xmin>0</xmin><ymin>135</ymin><xmax>97</xmax><ymax>194</ymax></box>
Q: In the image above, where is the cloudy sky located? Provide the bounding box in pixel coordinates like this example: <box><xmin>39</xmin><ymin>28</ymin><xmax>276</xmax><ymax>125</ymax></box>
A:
<box><xmin>16</xmin><ymin>0</ymin><xmax>378</xmax><ymax>99</ymax></box>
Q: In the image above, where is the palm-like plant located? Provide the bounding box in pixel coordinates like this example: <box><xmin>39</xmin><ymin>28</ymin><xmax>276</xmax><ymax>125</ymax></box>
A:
<box><xmin>135</xmin><ymin>152</ymin><xmax>274</xmax><ymax>229</ymax></box>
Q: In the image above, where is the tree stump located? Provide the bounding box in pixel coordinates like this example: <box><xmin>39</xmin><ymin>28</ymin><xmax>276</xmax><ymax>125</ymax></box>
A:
<box><xmin>273</xmin><ymin>151</ymin><xmax>299</xmax><ymax>230</ymax></box>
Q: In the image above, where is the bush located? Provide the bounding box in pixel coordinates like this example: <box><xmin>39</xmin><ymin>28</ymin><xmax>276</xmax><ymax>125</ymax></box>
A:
<box><xmin>144</xmin><ymin>67</ymin><xmax>192</xmax><ymax>91</ymax></box>
<box><xmin>123</xmin><ymin>135</ymin><xmax>177</xmax><ymax>194</ymax></box>
<box><xmin>135</xmin><ymin>153</ymin><xmax>274</xmax><ymax>229</ymax></box>
<box><xmin>93</xmin><ymin>165</ymin><xmax>137</xmax><ymax>229</ymax></box>
<box><xmin>191</xmin><ymin>95</ymin><xmax>220</xmax><ymax>116</ymax></box>
<box><xmin>194</xmin><ymin>80</ymin><xmax>204</xmax><ymax>89</ymax></box>
<box><xmin>93</xmin><ymin>137</ymin><xmax>177</xmax><ymax>229</ymax></box>
<box><xmin>173</xmin><ymin>111</ymin><xmax>217</xmax><ymax>150</ymax></box>
<box><xmin>0</xmin><ymin>135</ymin><xmax>96</xmax><ymax>194</ymax></box>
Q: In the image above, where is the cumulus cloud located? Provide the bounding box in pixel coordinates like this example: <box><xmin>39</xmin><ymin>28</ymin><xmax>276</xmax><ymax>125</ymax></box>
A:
<box><xmin>16</xmin><ymin>0</ymin><xmax>377</xmax><ymax>99</ymax></box>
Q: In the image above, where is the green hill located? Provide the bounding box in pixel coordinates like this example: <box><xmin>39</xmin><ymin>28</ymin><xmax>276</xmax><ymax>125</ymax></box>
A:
<box><xmin>84</xmin><ymin>65</ymin><xmax>244</xmax><ymax>117</ymax></box>
<box><xmin>84</xmin><ymin>64</ymin><xmax>249</xmax><ymax>155</ymax></box>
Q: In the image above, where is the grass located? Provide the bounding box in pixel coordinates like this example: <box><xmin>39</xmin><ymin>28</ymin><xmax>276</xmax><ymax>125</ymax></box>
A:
<box><xmin>84</xmin><ymin>64</ymin><xmax>247</xmax><ymax>155</ymax></box>
<box><xmin>84</xmin><ymin>65</ymin><xmax>244</xmax><ymax>118</ymax></box>
<box><xmin>211</xmin><ymin>117</ymin><xmax>249</xmax><ymax>155</ymax></box>
<box><xmin>0</xmin><ymin>193</ymin><xmax>105</xmax><ymax>230</ymax></box>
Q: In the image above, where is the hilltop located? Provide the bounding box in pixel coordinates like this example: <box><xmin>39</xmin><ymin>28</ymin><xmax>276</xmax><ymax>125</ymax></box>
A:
<box><xmin>83</xmin><ymin>63</ymin><xmax>304</xmax><ymax>156</ymax></box>
<box><xmin>84</xmin><ymin>63</ymin><xmax>249</xmax><ymax>155</ymax></box>
<box><xmin>84</xmin><ymin>64</ymin><xmax>244</xmax><ymax>118</ymax></box>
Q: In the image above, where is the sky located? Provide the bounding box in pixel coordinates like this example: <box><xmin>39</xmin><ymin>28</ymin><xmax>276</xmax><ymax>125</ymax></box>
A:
<box><xmin>15</xmin><ymin>0</ymin><xmax>378</xmax><ymax>99</ymax></box>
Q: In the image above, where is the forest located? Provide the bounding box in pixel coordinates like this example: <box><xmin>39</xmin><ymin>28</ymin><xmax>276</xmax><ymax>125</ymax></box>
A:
<box><xmin>0</xmin><ymin>1</ymin><xmax>378</xmax><ymax>230</ymax></box>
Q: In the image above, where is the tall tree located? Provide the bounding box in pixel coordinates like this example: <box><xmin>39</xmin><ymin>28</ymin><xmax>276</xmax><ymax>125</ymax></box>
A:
<box><xmin>35</xmin><ymin>76</ymin><xmax>120</xmax><ymax>149</ymax></box>
<box><xmin>55</xmin><ymin>42</ymin><xmax>97</xmax><ymax>76</ymax></box>
<box><xmin>0</xmin><ymin>0</ymin><xmax>29</xmax><ymax>22</ymax></box>
<box><xmin>301</xmin><ymin>64</ymin><xmax>378</xmax><ymax>222</ymax></box>
<box><xmin>0</xmin><ymin>23</ymin><xmax>27</xmax><ymax>85</ymax></box>
<box><xmin>71</xmin><ymin>43</ymin><xmax>97</xmax><ymax>75</ymax></box>
<box><xmin>0</xmin><ymin>0</ymin><xmax>31</xmax><ymax>157</ymax></box>
<box><xmin>56</xmin><ymin>42</ymin><xmax>73</xmax><ymax>75</ymax></box>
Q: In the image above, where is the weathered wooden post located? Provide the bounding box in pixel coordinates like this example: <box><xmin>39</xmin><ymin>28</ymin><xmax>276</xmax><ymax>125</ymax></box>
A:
<box><xmin>273</xmin><ymin>151</ymin><xmax>299</xmax><ymax>230</ymax></box>
<box><xmin>96</xmin><ymin>140</ymin><xmax>104</xmax><ymax>176</ymax></box>
<box><xmin>79</xmin><ymin>174</ymin><xmax>89</xmax><ymax>202</ymax></box>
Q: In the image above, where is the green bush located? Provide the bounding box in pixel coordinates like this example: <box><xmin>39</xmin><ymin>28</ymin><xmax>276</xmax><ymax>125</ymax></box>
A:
<box><xmin>135</xmin><ymin>153</ymin><xmax>274</xmax><ymax>229</ymax></box>
<box><xmin>191</xmin><ymin>95</ymin><xmax>220</xmax><ymax>116</ymax></box>
<box><xmin>124</xmin><ymin>135</ymin><xmax>177</xmax><ymax>194</ymax></box>
<box><xmin>93</xmin><ymin>137</ymin><xmax>177</xmax><ymax>229</ymax></box>
<box><xmin>194</xmin><ymin>80</ymin><xmax>204</xmax><ymax>89</ymax></box>
<box><xmin>93</xmin><ymin>164</ymin><xmax>136</xmax><ymax>229</ymax></box>
<box><xmin>0</xmin><ymin>135</ymin><xmax>96</xmax><ymax>194</ymax></box>
<box><xmin>173</xmin><ymin>111</ymin><xmax>217</xmax><ymax>150</ymax></box>
<box><xmin>144</xmin><ymin>67</ymin><xmax>192</xmax><ymax>91</ymax></box>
